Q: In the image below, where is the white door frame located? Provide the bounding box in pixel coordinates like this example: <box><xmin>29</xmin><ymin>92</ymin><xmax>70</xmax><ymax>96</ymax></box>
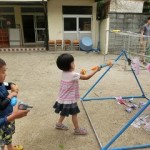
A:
<box><xmin>22</xmin><ymin>14</ymin><xmax>45</xmax><ymax>45</ymax></box>
<box><xmin>63</xmin><ymin>15</ymin><xmax>92</xmax><ymax>40</ymax></box>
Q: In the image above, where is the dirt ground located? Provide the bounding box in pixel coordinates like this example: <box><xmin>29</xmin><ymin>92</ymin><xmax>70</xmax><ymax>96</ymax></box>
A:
<box><xmin>0</xmin><ymin>50</ymin><xmax>150</xmax><ymax>150</ymax></box>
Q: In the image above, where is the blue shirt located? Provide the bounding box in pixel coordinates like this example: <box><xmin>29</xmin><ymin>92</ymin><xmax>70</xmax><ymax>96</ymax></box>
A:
<box><xmin>0</xmin><ymin>117</ymin><xmax>7</xmax><ymax>127</ymax></box>
<box><xmin>0</xmin><ymin>82</ymin><xmax>13</xmax><ymax>124</ymax></box>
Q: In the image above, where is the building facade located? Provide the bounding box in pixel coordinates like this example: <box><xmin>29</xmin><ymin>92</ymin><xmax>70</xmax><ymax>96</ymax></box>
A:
<box><xmin>0</xmin><ymin>0</ymin><xmax>149</xmax><ymax>54</ymax></box>
<box><xmin>0</xmin><ymin>0</ymin><xmax>99</xmax><ymax>50</ymax></box>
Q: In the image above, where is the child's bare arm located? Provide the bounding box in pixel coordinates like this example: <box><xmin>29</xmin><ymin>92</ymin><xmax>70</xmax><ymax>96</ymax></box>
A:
<box><xmin>7</xmin><ymin>105</ymin><xmax>30</xmax><ymax>122</ymax></box>
<box><xmin>80</xmin><ymin>66</ymin><xmax>100</xmax><ymax>80</ymax></box>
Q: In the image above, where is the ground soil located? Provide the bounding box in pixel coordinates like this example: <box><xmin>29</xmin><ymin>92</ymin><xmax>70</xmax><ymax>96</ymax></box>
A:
<box><xmin>1</xmin><ymin>51</ymin><xmax>150</xmax><ymax>150</ymax></box>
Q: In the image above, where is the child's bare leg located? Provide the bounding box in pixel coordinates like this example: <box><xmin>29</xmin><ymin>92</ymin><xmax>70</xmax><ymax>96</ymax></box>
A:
<box><xmin>7</xmin><ymin>144</ymin><xmax>14</xmax><ymax>150</ymax></box>
<box><xmin>56</xmin><ymin>115</ymin><xmax>68</xmax><ymax>130</ymax></box>
<box><xmin>72</xmin><ymin>114</ymin><xmax>87</xmax><ymax>135</ymax></box>
<box><xmin>72</xmin><ymin>114</ymin><xmax>79</xmax><ymax>129</ymax></box>
<box><xmin>57</xmin><ymin>115</ymin><xmax>65</xmax><ymax>124</ymax></box>
<box><xmin>1</xmin><ymin>145</ymin><xmax>5</xmax><ymax>150</ymax></box>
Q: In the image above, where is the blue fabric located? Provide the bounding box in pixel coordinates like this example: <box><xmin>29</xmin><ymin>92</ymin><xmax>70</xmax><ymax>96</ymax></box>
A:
<box><xmin>0</xmin><ymin>117</ymin><xmax>7</xmax><ymax>127</ymax></box>
<box><xmin>0</xmin><ymin>84</ymin><xmax>9</xmax><ymax>100</ymax></box>
<box><xmin>0</xmin><ymin>83</ymin><xmax>13</xmax><ymax>119</ymax></box>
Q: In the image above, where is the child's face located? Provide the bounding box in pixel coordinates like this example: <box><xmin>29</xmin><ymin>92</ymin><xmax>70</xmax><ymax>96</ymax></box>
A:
<box><xmin>71</xmin><ymin>61</ymin><xmax>75</xmax><ymax>71</ymax></box>
<box><xmin>0</xmin><ymin>65</ymin><xmax>6</xmax><ymax>83</ymax></box>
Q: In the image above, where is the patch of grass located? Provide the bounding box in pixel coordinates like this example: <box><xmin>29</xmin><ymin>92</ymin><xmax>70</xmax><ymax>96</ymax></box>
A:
<box><xmin>58</xmin><ymin>144</ymin><xmax>64</xmax><ymax>149</ymax></box>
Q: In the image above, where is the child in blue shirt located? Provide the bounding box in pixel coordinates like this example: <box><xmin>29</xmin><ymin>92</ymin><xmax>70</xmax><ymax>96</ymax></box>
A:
<box><xmin>0</xmin><ymin>58</ymin><xmax>29</xmax><ymax>150</ymax></box>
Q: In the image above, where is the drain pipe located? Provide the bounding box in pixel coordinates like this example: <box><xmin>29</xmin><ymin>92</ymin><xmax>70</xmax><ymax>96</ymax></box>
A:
<box><xmin>97</xmin><ymin>20</ymin><xmax>101</xmax><ymax>51</ymax></box>
<box><xmin>42</xmin><ymin>0</ymin><xmax>49</xmax><ymax>50</ymax></box>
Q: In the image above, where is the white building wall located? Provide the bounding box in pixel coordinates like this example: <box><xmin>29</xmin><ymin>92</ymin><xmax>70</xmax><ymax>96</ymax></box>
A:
<box><xmin>47</xmin><ymin>0</ymin><xmax>98</xmax><ymax>47</ymax></box>
<box><xmin>48</xmin><ymin>0</ymin><xmax>63</xmax><ymax>40</ymax></box>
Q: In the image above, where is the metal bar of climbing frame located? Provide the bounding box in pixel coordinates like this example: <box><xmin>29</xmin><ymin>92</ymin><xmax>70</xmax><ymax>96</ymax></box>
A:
<box><xmin>82</xmin><ymin>95</ymin><xmax>145</xmax><ymax>101</ymax></box>
<box><xmin>124</xmin><ymin>51</ymin><xmax>146</xmax><ymax>96</ymax></box>
<box><xmin>109</xmin><ymin>144</ymin><xmax>150</xmax><ymax>150</ymax></box>
<box><xmin>101</xmin><ymin>100</ymin><xmax>150</xmax><ymax>150</ymax></box>
<box><xmin>81</xmin><ymin>50</ymin><xmax>125</xmax><ymax>100</ymax></box>
<box><xmin>81</xmin><ymin>101</ymin><xmax>102</xmax><ymax>148</ymax></box>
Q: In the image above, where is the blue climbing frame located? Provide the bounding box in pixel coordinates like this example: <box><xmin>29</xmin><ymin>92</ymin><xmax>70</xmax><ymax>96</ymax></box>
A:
<box><xmin>81</xmin><ymin>50</ymin><xmax>150</xmax><ymax>150</ymax></box>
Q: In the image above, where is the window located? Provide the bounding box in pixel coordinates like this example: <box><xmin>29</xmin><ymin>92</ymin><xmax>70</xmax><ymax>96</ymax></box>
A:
<box><xmin>36</xmin><ymin>16</ymin><xmax>45</xmax><ymax>28</ymax></box>
<box><xmin>63</xmin><ymin>6</ymin><xmax>92</xmax><ymax>15</ymax></box>
<box><xmin>79</xmin><ymin>18</ymin><xmax>91</xmax><ymax>31</ymax></box>
<box><xmin>64</xmin><ymin>18</ymin><xmax>76</xmax><ymax>31</ymax></box>
<box><xmin>37</xmin><ymin>30</ymin><xmax>45</xmax><ymax>41</ymax></box>
<box><xmin>0</xmin><ymin>15</ymin><xmax>15</xmax><ymax>28</ymax></box>
<box><xmin>143</xmin><ymin>2</ymin><xmax>150</xmax><ymax>14</ymax></box>
<box><xmin>21</xmin><ymin>7</ymin><xmax>44</xmax><ymax>13</ymax></box>
<box><xmin>0</xmin><ymin>7</ymin><xmax>14</xmax><ymax>13</ymax></box>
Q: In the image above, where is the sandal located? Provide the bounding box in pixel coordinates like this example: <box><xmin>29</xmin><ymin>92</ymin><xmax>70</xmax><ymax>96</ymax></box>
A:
<box><xmin>74</xmin><ymin>128</ymin><xmax>87</xmax><ymax>135</ymax></box>
<box><xmin>13</xmin><ymin>145</ymin><xmax>24</xmax><ymax>150</ymax></box>
<box><xmin>55</xmin><ymin>123</ymin><xmax>69</xmax><ymax>130</ymax></box>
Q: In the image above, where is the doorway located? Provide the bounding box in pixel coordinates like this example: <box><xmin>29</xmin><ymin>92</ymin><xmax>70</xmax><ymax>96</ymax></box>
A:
<box><xmin>22</xmin><ymin>15</ymin><xmax>45</xmax><ymax>44</ymax></box>
<box><xmin>22</xmin><ymin>15</ymin><xmax>35</xmax><ymax>43</ymax></box>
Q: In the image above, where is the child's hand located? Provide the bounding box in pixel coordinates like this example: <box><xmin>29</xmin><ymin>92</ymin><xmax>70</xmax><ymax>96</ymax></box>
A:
<box><xmin>91</xmin><ymin>66</ymin><xmax>101</xmax><ymax>72</ymax></box>
<box><xmin>11</xmin><ymin>84</ymin><xmax>19</xmax><ymax>93</ymax></box>
<box><xmin>80</xmin><ymin>69</ymin><xmax>86</xmax><ymax>75</ymax></box>
<box><xmin>13</xmin><ymin>105</ymin><xmax>30</xmax><ymax>118</ymax></box>
<box><xmin>7</xmin><ymin>105</ymin><xmax>30</xmax><ymax>122</ymax></box>
<box><xmin>96</xmin><ymin>66</ymin><xmax>101</xmax><ymax>72</ymax></box>
<box><xmin>7</xmin><ymin>92</ymin><xmax>18</xmax><ymax>99</ymax></box>
<box><xmin>93</xmin><ymin>66</ymin><xmax>100</xmax><ymax>72</ymax></box>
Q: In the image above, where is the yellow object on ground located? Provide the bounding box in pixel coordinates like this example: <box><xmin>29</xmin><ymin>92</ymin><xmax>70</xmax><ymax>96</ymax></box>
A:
<box><xmin>14</xmin><ymin>145</ymin><xmax>24</xmax><ymax>150</ymax></box>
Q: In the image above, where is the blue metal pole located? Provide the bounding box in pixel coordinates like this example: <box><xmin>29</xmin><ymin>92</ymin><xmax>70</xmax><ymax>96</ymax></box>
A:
<box><xmin>81</xmin><ymin>50</ymin><xmax>125</xmax><ymax>100</ymax></box>
<box><xmin>145</xmin><ymin>96</ymin><xmax>150</xmax><ymax>100</ymax></box>
<box><xmin>124</xmin><ymin>51</ymin><xmax>145</xmax><ymax>96</ymax></box>
<box><xmin>82</xmin><ymin>95</ymin><xmax>145</xmax><ymax>101</ymax></box>
<box><xmin>109</xmin><ymin>144</ymin><xmax>150</xmax><ymax>150</ymax></box>
<box><xmin>102</xmin><ymin>99</ymin><xmax>150</xmax><ymax>150</ymax></box>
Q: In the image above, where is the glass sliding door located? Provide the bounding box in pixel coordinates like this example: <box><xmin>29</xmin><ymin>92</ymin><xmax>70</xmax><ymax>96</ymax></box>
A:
<box><xmin>35</xmin><ymin>16</ymin><xmax>45</xmax><ymax>42</ymax></box>
<box><xmin>22</xmin><ymin>15</ymin><xmax>45</xmax><ymax>44</ymax></box>
<box><xmin>63</xmin><ymin>16</ymin><xmax>77</xmax><ymax>41</ymax></box>
<box><xmin>78</xmin><ymin>17</ymin><xmax>92</xmax><ymax>39</ymax></box>
<box><xmin>63</xmin><ymin>15</ymin><xmax>92</xmax><ymax>41</ymax></box>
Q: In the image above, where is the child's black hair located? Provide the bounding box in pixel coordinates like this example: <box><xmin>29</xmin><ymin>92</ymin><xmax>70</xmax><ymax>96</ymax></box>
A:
<box><xmin>148</xmin><ymin>17</ymin><xmax>150</xmax><ymax>20</ymax></box>
<box><xmin>56</xmin><ymin>53</ymin><xmax>74</xmax><ymax>71</ymax></box>
<box><xmin>0</xmin><ymin>58</ymin><xmax>6</xmax><ymax>68</ymax></box>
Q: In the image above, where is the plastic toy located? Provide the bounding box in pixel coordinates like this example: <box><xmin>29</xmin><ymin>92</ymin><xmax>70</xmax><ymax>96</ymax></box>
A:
<box><xmin>116</xmin><ymin>97</ymin><xmax>138</xmax><ymax>109</ymax></box>
<box><xmin>81</xmin><ymin>60</ymin><xmax>113</xmax><ymax>75</ymax></box>
<box><xmin>18</xmin><ymin>102</ymin><xmax>33</xmax><ymax>110</ymax></box>
<box><xmin>10</xmin><ymin>97</ymin><xmax>33</xmax><ymax>110</ymax></box>
<box><xmin>10</xmin><ymin>97</ymin><xmax>17</xmax><ymax>106</ymax></box>
<box><xmin>131</xmin><ymin>58</ymin><xmax>140</xmax><ymax>75</ymax></box>
<box><xmin>125</xmin><ymin>107</ymin><xmax>132</xmax><ymax>113</ymax></box>
<box><xmin>147</xmin><ymin>63</ymin><xmax>150</xmax><ymax>72</ymax></box>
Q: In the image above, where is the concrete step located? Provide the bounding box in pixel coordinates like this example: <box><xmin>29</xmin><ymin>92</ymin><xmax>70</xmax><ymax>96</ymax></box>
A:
<box><xmin>0</xmin><ymin>47</ymin><xmax>46</xmax><ymax>52</ymax></box>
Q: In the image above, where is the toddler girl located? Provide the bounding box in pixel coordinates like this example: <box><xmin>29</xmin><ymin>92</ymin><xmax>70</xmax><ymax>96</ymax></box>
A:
<box><xmin>53</xmin><ymin>53</ymin><xmax>100</xmax><ymax>135</ymax></box>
